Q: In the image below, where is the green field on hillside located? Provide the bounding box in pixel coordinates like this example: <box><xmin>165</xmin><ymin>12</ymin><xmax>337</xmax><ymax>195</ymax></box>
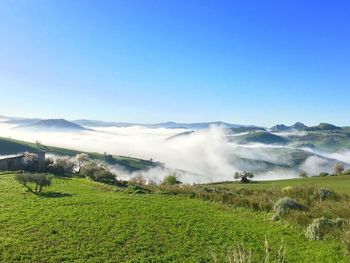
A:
<box><xmin>0</xmin><ymin>137</ymin><xmax>156</xmax><ymax>172</ymax></box>
<box><xmin>0</xmin><ymin>173</ymin><xmax>348</xmax><ymax>262</ymax></box>
<box><xmin>209</xmin><ymin>175</ymin><xmax>350</xmax><ymax>194</ymax></box>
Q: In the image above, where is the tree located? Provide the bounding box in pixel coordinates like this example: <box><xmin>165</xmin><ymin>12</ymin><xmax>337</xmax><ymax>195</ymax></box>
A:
<box><xmin>299</xmin><ymin>170</ymin><xmax>307</xmax><ymax>178</ymax></box>
<box><xmin>334</xmin><ymin>163</ymin><xmax>344</xmax><ymax>176</ymax></box>
<box><xmin>104</xmin><ymin>152</ymin><xmax>117</xmax><ymax>164</ymax></box>
<box><xmin>15</xmin><ymin>173</ymin><xmax>52</xmax><ymax>193</ymax></box>
<box><xmin>75</xmin><ymin>153</ymin><xmax>89</xmax><ymax>174</ymax></box>
<box><xmin>80</xmin><ymin>161</ymin><xmax>117</xmax><ymax>184</ymax></box>
<box><xmin>22</xmin><ymin>152</ymin><xmax>39</xmax><ymax>171</ymax></box>
<box><xmin>47</xmin><ymin>156</ymin><xmax>75</xmax><ymax>175</ymax></box>
<box><xmin>234</xmin><ymin>171</ymin><xmax>254</xmax><ymax>183</ymax></box>
<box><xmin>129</xmin><ymin>174</ymin><xmax>147</xmax><ymax>186</ymax></box>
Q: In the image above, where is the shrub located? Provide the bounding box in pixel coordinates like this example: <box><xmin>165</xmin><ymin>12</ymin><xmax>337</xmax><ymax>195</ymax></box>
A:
<box><xmin>123</xmin><ymin>185</ymin><xmax>151</xmax><ymax>194</ymax></box>
<box><xmin>281</xmin><ymin>186</ymin><xmax>293</xmax><ymax>193</ymax></box>
<box><xmin>15</xmin><ymin>173</ymin><xmax>52</xmax><ymax>193</ymax></box>
<box><xmin>93</xmin><ymin>169</ymin><xmax>115</xmax><ymax>184</ymax></box>
<box><xmin>305</xmin><ymin>217</ymin><xmax>346</xmax><ymax>240</ymax></box>
<box><xmin>299</xmin><ymin>171</ymin><xmax>307</xmax><ymax>178</ymax></box>
<box><xmin>273</xmin><ymin>197</ymin><xmax>304</xmax><ymax>219</ymax></box>
<box><xmin>47</xmin><ymin>156</ymin><xmax>75</xmax><ymax>175</ymax></box>
<box><xmin>80</xmin><ymin>161</ymin><xmax>116</xmax><ymax>184</ymax></box>
<box><xmin>313</xmin><ymin>188</ymin><xmax>336</xmax><ymax>201</ymax></box>
<box><xmin>319</xmin><ymin>172</ymin><xmax>329</xmax><ymax>177</ymax></box>
<box><xmin>129</xmin><ymin>174</ymin><xmax>147</xmax><ymax>186</ymax></box>
<box><xmin>161</xmin><ymin>174</ymin><xmax>181</xmax><ymax>185</ymax></box>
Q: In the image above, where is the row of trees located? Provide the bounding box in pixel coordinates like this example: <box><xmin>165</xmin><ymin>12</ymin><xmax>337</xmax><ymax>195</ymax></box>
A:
<box><xmin>17</xmin><ymin>153</ymin><xmax>120</xmax><ymax>193</ymax></box>
<box><xmin>299</xmin><ymin>163</ymin><xmax>349</xmax><ymax>178</ymax></box>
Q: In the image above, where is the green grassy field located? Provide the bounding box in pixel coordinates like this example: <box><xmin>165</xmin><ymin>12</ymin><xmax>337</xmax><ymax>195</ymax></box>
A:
<box><xmin>0</xmin><ymin>137</ymin><xmax>156</xmax><ymax>172</ymax></box>
<box><xmin>0</xmin><ymin>173</ymin><xmax>348</xmax><ymax>262</ymax></box>
<box><xmin>209</xmin><ymin>175</ymin><xmax>350</xmax><ymax>194</ymax></box>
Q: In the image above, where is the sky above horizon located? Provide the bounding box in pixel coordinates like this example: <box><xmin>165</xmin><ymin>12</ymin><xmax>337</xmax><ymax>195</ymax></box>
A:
<box><xmin>0</xmin><ymin>0</ymin><xmax>349</xmax><ymax>126</ymax></box>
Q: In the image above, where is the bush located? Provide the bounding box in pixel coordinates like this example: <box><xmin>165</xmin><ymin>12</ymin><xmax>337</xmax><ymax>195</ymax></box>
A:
<box><xmin>161</xmin><ymin>174</ymin><xmax>181</xmax><ymax>185</ymax></box>
<box><xmin>313</xmin><ymin>188</ymin><xmax>336</xmax><ymax>201</ymax></box>
<box><xmin>299</xmin><ymin>171</ymin><xmax>307</xmax><ymax>178</ymax></box>
<box><xmin>15</xmin><ymin>173</ymin><xmax>52</xmax><ymax>193</ymax></box>
<box><xmin>305</xmin><ymin>217</ymin><xmax>346</xmax><ymax>240</ymax></box>
<box><xmin>319</xmin><ymin>172</ymin><xmax>329</xmax><ymax>177</ymax></box>
<box><xmin>46</xmin><ymin>157</ymin><xmax>75</xmax><ymax>175</ymax></box>
<box><xmin>273</xmin><ymin>197</ymin><xmax>304</xmax><ymax>219</ymax></box>
<box><xmin>80</xmin><ymin>161</ymin><xmax>116</xmax><ymax>184</ymax></box>
<box><xmin>123</xmin><ymin>185</ymin><xmax>151</xmax><ymax>194</ymax></box>
<box><xmin>93</xmin><ymin>169</ymin><xmax>115</xmax><ymax>184</ymax></box>
<box><xmin>129</xmin><ymin>174</ymin><xmax>147</xmax><ymax>186</ymax></box>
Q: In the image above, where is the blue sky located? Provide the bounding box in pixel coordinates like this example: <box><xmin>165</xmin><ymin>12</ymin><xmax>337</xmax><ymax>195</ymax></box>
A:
<box><xmin>0</xmin><ymin>0</ymin><xmax>349</xmax><ymax>126</ymax></box>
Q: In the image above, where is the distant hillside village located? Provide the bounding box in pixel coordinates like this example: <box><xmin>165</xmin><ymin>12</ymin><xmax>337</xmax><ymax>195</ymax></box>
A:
<box><xmin>0</xmin><ymin>151</ymin><xmax>45</xmax><ymax>171</ymax></box>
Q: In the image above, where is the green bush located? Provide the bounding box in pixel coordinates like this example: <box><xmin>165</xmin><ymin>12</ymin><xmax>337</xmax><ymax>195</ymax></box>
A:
<box><xmin>319</xmin><ymin>172</ymin><xmax>329</xmax><ymax>177</ymax></box>
<box><xmin>46</xmin><ymin>157</ymin><xmax>75</xmax><ymax>176</ymax></box>
<box><xmin>161</xmin><ymin>174</ymin><xmax>181</xmax><ymax>185</ymax></box>
<box><xmin>305</xmin><ymin>217</ymin><xmax>346</xmax><ymax>240</ymax></box>
<box><xmin>80</xmin><ymin>161</ymin><xmax>116</xmax><ymax>184</ymax></box>
<box><xmin>313</xmin><ymin>188</ymin><xmax>336</xmax><ymax>201</ymax></box>
<box><xmin>273</xmin><ymin>197</ymin><xmax>304</xmax><ymax>219</ymax></box>
<box><xmin>123</xmin><ymin>185</ymin><xmax>151</xmax><ymax>194</ymax></box>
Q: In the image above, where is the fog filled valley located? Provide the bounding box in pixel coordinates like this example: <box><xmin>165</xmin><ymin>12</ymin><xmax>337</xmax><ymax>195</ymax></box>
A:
<box><xmin>1</xmin><ymin>115</ymin><xmax>350</xmax><ymax>184</ymax></box>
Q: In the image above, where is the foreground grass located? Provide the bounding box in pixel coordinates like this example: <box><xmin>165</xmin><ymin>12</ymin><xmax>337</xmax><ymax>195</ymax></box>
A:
<box><xmin>0</xmin><ymin>174</ymin><xmax>348</xmax><ymax>262</ymax></box>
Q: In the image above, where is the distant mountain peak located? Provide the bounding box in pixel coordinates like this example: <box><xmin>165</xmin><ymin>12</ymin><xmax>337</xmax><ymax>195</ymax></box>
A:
<box><xmin>290</xmin><ymin>122</ymin><xmax>308</xmax><ymax>130</ymax></box>
<box><xmin>23</xmin><ymin>118</ymin><xmax>89</xmax><ymax>131</ymax></box>
<box><xmin>270</xmin><ymin>124</ymin><xmax>289</xmax><ymax>132</ymax></box>
<box><xmin>271</xmin><ymin>122</ymin><xmax>308</xmax><ymax>132</ymax></box>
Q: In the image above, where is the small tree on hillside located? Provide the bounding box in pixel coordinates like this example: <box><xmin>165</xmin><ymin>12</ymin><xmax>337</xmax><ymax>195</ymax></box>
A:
<box><xmin>15</xmin><ymin>173</ymin><xmax>52</xmax><ymax>193</ymax></box>
<box><xmin>334</xmin><ymin>163</ymin><xmax>344</xmax><ymax>176</ymax></box>
<box><xmin>299</xmin><ymin>170</ymin><xmax>307</xmax><ymax>178</ymax></box>
<box><xmin>75</xmin><ymin>153</ymin><xmax>89</xmax><ymax>174</ymax></box>
<box><xmin>234</xmin><ymin>171</ymin><xmax>254</xmax><ymax>183</ymax></box>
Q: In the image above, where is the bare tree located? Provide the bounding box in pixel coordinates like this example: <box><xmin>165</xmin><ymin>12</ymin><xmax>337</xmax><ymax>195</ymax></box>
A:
<box><xmin>22</xmin><ymin>152</ymin><xmax>39</xmax><ymax>171</ymax></box>
<box><xmin>75</xmin><ymin>153</ymin><xmax>89</xmax><ymax>174</ymax></box>
<box><xmin>15</xmin><ymin>173</ymin><xmax>52</xmax><ymax>193</ymax></box>
<box><xmin>334</xmin><ymin>163</ymin><xmax>344</xmax><ymax>175</ymax></box>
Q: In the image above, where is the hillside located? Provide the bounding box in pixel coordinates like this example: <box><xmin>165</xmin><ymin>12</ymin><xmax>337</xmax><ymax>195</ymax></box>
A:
<box><xmin>233</xmin><ymin>131</ymin><xmax>289</xmax><ymax>145</ymax></box>
<box><xmin>0</xmin><ymin>173</ymin><xmax>348</xmax><ymax>262</ymax></box>
<box><xmin>0</xmin><ymin>137</ymin><xmax>156</xmax><ymax>172</ymax></box>
<box><xmin>21</xmin><ymin>119</ymin><xmax>89</xmax><ymax>131</ymax></box>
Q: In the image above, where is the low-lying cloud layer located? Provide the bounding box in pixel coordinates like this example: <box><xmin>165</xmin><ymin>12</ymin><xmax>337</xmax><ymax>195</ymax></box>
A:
<box><xmin>0</xmin><ymin>120</ymin><xmax>349</xmax><ymax>183</ymax></box>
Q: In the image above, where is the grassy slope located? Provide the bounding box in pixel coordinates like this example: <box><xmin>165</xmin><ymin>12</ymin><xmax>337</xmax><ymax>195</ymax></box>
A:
<box><xmin>0</xmin><ymin>173</ymin><xmax>347</xmax><ymax>262</ymax></box>
<box><xmin>0</xmin><ymin>137</ymin><xmax>155</xmax><ymax>172</ymax></box>
<box><xmin>209</xmin><ymin>175</ymin><xmax>350</xmax><ymax>194</ymax></box>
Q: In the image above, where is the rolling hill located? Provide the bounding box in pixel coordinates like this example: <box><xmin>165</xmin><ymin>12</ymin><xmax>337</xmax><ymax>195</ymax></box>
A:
<box><xmin>0</xmin><ymin>137</ymin><xmax>157</xmax><ymax>172</ymax></box>
<box><xmin>20</xmin><ymin>119</ymin><xmax>89</xmax><ymax>131</ymax></box>
<box><xmin>233</xmin><ymin>131</ymin><xmax>290</xmax><ymax>145</ymax></box>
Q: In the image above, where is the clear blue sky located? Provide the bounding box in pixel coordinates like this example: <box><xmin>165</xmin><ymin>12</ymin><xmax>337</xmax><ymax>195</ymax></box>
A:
<box><xmin>0</xmin><ymin>0</ymin><xmax>349</xmax><ymax>126</ymax></box>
